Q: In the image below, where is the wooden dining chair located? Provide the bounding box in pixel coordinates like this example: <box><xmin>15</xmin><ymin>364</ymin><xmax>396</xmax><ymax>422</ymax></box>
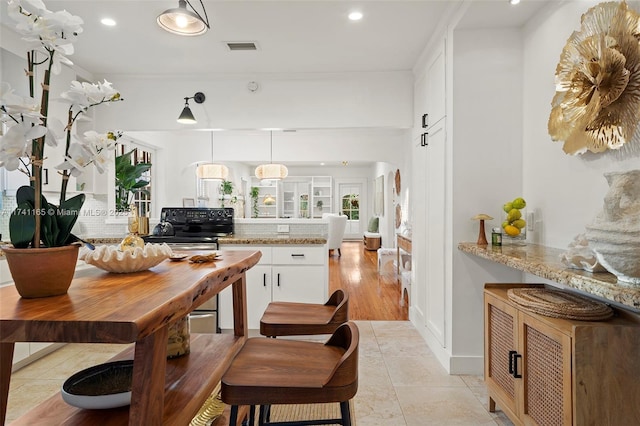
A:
<box><xmin>221</xmin><ymin>321</ymin><xmax>359</xmax><ymax>426</ymax></box>
<box><xmin>260</xmin><ymin>289</ymin><xmax>349</xmax><ymax>337</ymax></box>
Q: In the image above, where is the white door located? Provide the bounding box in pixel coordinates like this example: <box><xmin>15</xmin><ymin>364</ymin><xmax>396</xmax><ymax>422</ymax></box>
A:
<box><xmin>336</xmin><ymin>180</ymin><xmax>365</xmax><ymax>239</ymax></box>
<box><xmin>425</xmin><ymin>120</ymin><xmax>446</xmax><ymax>346</ymax></box>
<box><xmin>271</xmin><ymin>266</ymin><xmax>325</xmax><ymax>303</ymax></box>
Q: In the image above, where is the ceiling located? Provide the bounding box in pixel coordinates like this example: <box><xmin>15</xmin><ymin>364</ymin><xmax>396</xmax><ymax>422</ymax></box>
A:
<box><xmin>1</xmin><ymin>0</ymin><xmax>551</xmax><ymax>77</ymax></box>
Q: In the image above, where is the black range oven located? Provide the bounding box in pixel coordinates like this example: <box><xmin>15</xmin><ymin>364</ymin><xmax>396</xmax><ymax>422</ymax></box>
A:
<box><xmin>143</xmin><ymin>207</ymin><xmax>234</xmax><ymax>333</ymax></box>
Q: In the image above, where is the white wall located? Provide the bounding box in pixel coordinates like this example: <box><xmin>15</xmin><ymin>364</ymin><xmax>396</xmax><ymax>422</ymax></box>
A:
<box><xmin>96</xmin><ymin>72</ymin><xmax>413</xmax><ymax>131</ymax></box>
<box><xmin>522</xmin><ymin>0</ymin><xmax>640</xmax><ymax>250</ymax></box>
<box><xmin>450</xmin><ymin>27</ymin><xmax>526</xmax><ymax>363</ymax></box>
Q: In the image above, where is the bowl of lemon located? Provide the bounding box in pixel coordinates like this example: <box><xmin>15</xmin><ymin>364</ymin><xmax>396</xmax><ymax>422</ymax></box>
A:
<box><xmin>502</xmin><ymin>197</ymin><xmax>527</xmax><ymax>244</ymax></box>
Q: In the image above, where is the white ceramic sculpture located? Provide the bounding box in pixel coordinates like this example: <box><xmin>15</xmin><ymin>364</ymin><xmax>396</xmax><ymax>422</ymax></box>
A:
<box><xmin>585</xmin><ymin>170</ymin><xmax>640</xmax><ymax>285</ymax></box>
<box><xmin>79</xmin><ymin>243</ymin><xmax>172</xmax><ymax>273</ymax></box>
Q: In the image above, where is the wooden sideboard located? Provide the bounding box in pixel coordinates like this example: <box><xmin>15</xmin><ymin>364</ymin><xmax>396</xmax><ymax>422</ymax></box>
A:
<box><xmin>0</xmin><ymin>250</ymin><xmax>261</xmax><ymax>425</ymax></box>
<box><xmin>485</xmin><ymin>283</ymin><xmax>640</xmax><ymax>425</ymax></box>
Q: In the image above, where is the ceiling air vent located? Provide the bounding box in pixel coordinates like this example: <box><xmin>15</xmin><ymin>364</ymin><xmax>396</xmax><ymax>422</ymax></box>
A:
<box><xmin>225</xmin><ymin>42</ymin><xmax>259</xmax><ymax>51</ymax></box>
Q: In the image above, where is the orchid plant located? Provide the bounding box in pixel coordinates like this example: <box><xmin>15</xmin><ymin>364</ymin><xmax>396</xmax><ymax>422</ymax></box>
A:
<box><xmin>0</xmin><ymin>0</ymin><xmax>123</xmax><ymax>248</ymax></box>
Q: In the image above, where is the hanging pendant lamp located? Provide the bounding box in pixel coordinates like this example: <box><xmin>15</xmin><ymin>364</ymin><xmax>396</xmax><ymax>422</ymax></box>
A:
<box><xmin>157</xmin><ymin>0</ymin><xmax>210</xmax><ymax>36</ymax></box>
<box><xmin>196</xmin><ymin>131</ymin><xmax>228</xmax><ymax>180</ymax></box>
<box><xmin>255</xmin><ymin>131</ymin><xmax>288</xmax><ymax>180</ymax></box>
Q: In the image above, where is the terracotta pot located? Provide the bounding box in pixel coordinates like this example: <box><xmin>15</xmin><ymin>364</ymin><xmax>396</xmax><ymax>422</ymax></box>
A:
<box><xmin>3</xmin><ymin>245</ymin><xmax>80</xmax><ymax>298</ymax></box>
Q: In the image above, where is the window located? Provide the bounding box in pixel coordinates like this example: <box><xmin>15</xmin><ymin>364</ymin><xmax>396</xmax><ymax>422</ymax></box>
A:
<box><xmin>113</xmin><ymin>140</ymin><xmax>153</xmax><ymax>216</ymax></box>
<box><xmin>341</xmin><ymin>194</ymin><xmax>359</xmax><ymax>220</ymax></box>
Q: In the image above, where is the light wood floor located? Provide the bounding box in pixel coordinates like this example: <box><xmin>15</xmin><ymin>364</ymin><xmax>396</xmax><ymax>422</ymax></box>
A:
<box><xmin>329</xmin><ymin>241</ymin><xmax>408</xmax><ymax>321</ymax></box>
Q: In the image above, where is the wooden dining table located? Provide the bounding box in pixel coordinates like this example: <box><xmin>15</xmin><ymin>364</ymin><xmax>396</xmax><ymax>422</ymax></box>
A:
<box><xmin>0</xmin><ymin>249</ymin><xmax>261</xmax><ymax>425</ymax></box>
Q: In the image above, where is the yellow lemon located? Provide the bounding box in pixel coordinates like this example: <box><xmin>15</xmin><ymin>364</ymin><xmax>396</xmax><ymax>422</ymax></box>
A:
<box><xmin>512</xmin><ymin>197</ymin><xmax>526</xmax><ymax>209</ymax></box>
<box><xmin>503</xmin><ymin>202</ymin><xmax>513</xmax><ymax>213</ymax></box>
<box><xmin>504</xmin><ymin>225</ymin><xmax>520</xmax><ymax>236</ymax></box>
<box><xmin>507</xmin><ymin>208</ymin><xmax>522</xmax><ymax>222</ymax></box>
<box><xmin>512</xmin><ymin>219</ymin><xmax>526</xmax><ymax>229</ymax></box>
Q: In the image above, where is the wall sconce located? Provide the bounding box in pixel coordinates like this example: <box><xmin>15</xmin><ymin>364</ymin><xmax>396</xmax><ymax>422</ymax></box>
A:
<box><xmin>177</xmin><ymin>92</ymin><xmax>205</xmax><ymax>124</ymax></box>
<box><xmin>157</xmin><ymin>0</ymin><xmax>210</xmax><ymax>36</ymax></box>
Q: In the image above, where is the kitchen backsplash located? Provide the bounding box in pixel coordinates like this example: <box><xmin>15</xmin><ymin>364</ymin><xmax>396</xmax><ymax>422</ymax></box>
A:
<box><xmin>0</xmin><ymin>195</ymin><xmax>327</xmax><ymax>240</ymax></box>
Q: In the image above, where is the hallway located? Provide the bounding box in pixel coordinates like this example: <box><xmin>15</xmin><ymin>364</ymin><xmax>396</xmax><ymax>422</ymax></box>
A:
<box><xmin>329</xmin><ymin>241</ymin><xmax>408</xmax><ymax>321</ymax></box>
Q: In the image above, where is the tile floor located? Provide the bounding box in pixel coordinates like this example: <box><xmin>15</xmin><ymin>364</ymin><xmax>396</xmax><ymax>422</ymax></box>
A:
<box><xmin>5</xmin><ymin>321</ymin><xmax>513</xmax><ymax>425</ymax></box>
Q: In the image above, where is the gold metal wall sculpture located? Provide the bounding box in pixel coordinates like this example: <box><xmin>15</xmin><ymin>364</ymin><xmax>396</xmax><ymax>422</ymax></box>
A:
<box><xmin>549</xmin><ymin>1</ymin><xmax>640</xmax><ymax>155</ymax></box>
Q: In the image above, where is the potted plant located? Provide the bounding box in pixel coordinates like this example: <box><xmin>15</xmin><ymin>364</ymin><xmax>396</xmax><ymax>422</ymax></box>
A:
<box><xmin>0</xmin><ymin>0</ymin><xmax>123</xmax><ymax>297</ymax></box>
<box><xmin>250</xmin><ymin>186</ymin><xmax>260</xmax><ymax>218</ymax></box>
<box><xmin>316</xmin><ymin>200</ymin><xmax>323</xmax><ymax>211</ymax></box>
<box><xmin>115</xmin><ymin>150</ymin><xmax>151</xmax><ymax>213</ymax></box>
<box><xmin>219</xmin><ymin>180</ymin><xmax>234</xmax><ymax>207</ymax></box>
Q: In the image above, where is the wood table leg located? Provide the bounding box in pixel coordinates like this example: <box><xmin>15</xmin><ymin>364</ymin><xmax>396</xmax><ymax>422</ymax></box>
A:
<box><xmin>128</xmin><ymin>326</ymin><xmax>169</xmax><ymax>426</ymax></box>
<box><xmin>232</xmin><ymin>274</ymin><xmax>248</xmax><ymax>338</ymax></box>
<box><xmin>0</xmin><ymin>342</ymin><xmax>15</xmax><ymax>425</ymax></box>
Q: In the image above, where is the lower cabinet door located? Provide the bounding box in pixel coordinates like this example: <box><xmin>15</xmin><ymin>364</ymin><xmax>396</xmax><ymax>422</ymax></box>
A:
<box><xmin>520</xmin><ymin>314</ymin><xmax>572</xmax><ymax>426</ymax></box>
<box><xmin>246</xmin><ymin>265</ymin><xmax>272</xmax><ymax>330</ymax></box>
<box><xmin>484</xmin><ymin>294</ymin><xmax>519</xmax><ymax>420</ymax></box>
<box><xmin>272</xmin><ymin>266</ymin><xmax>325</xmax><ymax>303</ymax></box>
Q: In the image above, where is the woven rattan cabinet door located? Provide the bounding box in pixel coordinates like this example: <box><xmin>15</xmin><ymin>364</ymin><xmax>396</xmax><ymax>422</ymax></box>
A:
<box><xmin>485</xmin><ymin>293</ymin><xmax>520</xmax><ymax>421</ymax></box>
<box><xmin>519</xmin><ymin>313</ymin><xmax>572</xmax><ymax>426</ymax></box>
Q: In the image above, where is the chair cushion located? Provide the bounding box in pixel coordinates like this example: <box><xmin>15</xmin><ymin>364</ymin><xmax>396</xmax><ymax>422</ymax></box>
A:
<box><xmin>367</xmin><ymin>217</ymin><xmax>379</xmax><ymax>233</ymax></box>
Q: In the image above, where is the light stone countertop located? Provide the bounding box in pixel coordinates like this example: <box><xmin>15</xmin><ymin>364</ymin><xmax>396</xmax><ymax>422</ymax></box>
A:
<box><xmin>82</xmin><ymin>235</ymin><xmax>327</xmax><ymax>246</ymax></box>
<box><xmin>458</xmin><ymin>242</ymin><xmax>640</xmax><ymax>310</ymax></box>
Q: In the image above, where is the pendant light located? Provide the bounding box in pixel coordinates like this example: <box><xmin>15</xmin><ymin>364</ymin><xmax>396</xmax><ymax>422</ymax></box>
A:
<box><xmin>157</xmin><ymin>0</ymin><xmax>210</xmax><ymax>36</ymax></box>
<box><xmin>196</xmin><ymin>131</ymin><xmax>228</xmax><ymax>180</ymax></box>
<box><xmin>255</xmin><ymin>131</ymin><xmax>288</xmax><ymax>180</ymax></box>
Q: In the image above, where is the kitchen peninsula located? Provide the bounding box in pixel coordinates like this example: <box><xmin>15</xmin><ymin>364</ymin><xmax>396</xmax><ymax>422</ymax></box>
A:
<box><xmin>0</xmin><ymin>250</ymin><xmax>260</xmax><ymax>425</ymax></box>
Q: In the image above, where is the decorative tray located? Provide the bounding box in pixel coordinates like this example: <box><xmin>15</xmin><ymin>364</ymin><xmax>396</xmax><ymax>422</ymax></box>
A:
<box><xmin>507</xmin><ymin>288</ymin><xmax>614</xmax><ymax>321</ymax></box>
<box><xmin>62</xmin><ymin>360</ymin><xmax>133</xmax><ymax>409</ymax></box>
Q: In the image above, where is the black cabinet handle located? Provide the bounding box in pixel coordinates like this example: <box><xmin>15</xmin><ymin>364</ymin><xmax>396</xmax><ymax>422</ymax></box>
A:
<box><xmin>291</xmin><ymin>254</ymin><xmax>305</xmax><ymax>258</ymax></box>
<box><xmin>513</xmin><ymin>353</ymin><xmax>522</xmax><ymax>379</ymax></box>
<box><xmin>277</xmin><ymin>273</ymin><xmax>280</xmax><ymax>287</ymax></box>
<box><xmin>508</xmin><ymin>350</ymin><xmax>516</xmax><ymax>375</ymax></box>
<box><xmin>263</xmin><ymin>273</ymin><xmax>267</xmax><ymax>287</ymax></box>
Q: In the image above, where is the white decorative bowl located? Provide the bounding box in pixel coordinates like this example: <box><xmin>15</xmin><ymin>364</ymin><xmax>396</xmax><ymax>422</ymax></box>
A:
<box><xmin>62</xmin><ymin>360</ymin><xmax>133</xmax><ymax>409</ymax></box>
<box><xmin>79</xmin><ymin>243</ymin><xmax>172</xmax><ymax>273</ymax></box>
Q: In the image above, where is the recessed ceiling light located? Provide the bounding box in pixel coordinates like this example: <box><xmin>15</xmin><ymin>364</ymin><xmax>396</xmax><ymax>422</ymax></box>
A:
<box><xmin>509</xmin><ymin>0</ymin><xmax>520</xmax><ymax>5</ymax></box>
<box><xmin>320</xmin><ymin>163</ymin><xmax>325</xmax><ymax>166</ymax></box>
<box><xmin>348</xmin><ymin>11</ymin><xmax>363</xmax><ymax>21</ymax></box>
<box><xmin>101</xmin><ymin>18</ymin><xmax>116</xmax><ymax>26</ymax></box>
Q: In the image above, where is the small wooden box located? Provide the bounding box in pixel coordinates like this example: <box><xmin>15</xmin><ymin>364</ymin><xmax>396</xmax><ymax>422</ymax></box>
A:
<box><xmin>364</xmin><ymin>235</ymin><xmax>381</xmax><ymax>251</ymax></box>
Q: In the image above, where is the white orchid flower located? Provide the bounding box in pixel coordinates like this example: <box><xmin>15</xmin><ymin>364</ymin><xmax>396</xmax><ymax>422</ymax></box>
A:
<box><xmin>0</xmin><ymin>82</ymin><xmax>42</xmax><ymax>120</ymax></box>
<box><xmin>56</xmin><ymin>141</ymin><xmax>91</xmax><ymax>176</ymax></box>
<box><xmin>7</xmin><ymin>0</ymin><xmax>82</xmax><ymax>75</ymax></box>
<box><xmin>60</xmin><ymin>80</ymin><xmax>121</xmax><ymax>115</ymax></box>
<box><xmin>0</xmin><ymin>122</ymin><xmax>43</xmax><ymax>171</ymax></box>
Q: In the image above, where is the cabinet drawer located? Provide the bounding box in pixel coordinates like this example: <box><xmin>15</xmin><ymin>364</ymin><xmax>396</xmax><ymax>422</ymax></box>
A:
<box><xmin>223</xmin><ymin>246</ymin><xmax>272</xmax><ymax>264</ymax></box>
<box><xmin>272</xmin><ymin>246</ymin><xmax>325</xmax><ymax>265</ymax></box>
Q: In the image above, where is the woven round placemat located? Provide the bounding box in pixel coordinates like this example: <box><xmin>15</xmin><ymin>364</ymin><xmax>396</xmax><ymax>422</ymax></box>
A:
<box><xmin>507</xmin><ymin>288</ymin><xmax>613</xmax><ymax>321</ymax></box>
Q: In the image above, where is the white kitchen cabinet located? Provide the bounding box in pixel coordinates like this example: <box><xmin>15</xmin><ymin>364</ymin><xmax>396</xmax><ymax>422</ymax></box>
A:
<box><xmin>219</xmin><ymin>245</ymin><xmax>328</xmax><ymax>330</ymax></box>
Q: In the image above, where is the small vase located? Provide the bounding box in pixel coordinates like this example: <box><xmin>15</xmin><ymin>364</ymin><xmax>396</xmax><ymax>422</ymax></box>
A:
<box><xmin>4</xmin><ymin>245</ymin><xmax>80</xmax><ymax>298</ymax></box>
<box><xmin>502</xmin><ymin>207</ymin><xmax>527</xmax><ymax>245</ymax></box>
<box><xmin>167</xmin><ymin>316</ymin><xmax>190</xmax><ymax>358</ymax></box>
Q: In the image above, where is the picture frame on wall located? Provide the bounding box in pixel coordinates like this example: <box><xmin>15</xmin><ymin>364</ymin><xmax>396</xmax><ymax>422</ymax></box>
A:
<box><xmin>374</xmin><ymin>175</ymin><xmax>384</xmax><ymax>216</ymax></box>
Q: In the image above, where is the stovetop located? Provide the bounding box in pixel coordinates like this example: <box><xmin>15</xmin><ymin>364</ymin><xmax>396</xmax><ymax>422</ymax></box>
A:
<box><xmin>144</xmin><ymin>207</ymin><xmax>234</xmax><ymax>244</ymax></box>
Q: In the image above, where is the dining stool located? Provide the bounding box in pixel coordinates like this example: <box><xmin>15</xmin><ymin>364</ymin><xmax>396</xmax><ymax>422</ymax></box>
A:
<box><xmin>260</xmin><ymin>289</ymin><xmax>348</xmax><ymax>337</ymax></box>
<box><xmin>221</xmin><ymin>321</ymin><xmax>359</xmax><ymax>426</ymax></box>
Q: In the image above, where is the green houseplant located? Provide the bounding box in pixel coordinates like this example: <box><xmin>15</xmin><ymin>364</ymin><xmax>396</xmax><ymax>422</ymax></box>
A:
<box><xmin>219</xmin><ymin>179</ymin><xmax>235</xmax><ymax>208</ymax></box>
<box><xmin>0</xmin><ymin>0</ymin><xmax>123</xmax><ymax>297</ymax></box>
<box><xmin>115</xmin><ymin>150</ymin><xmax>151</xmax><ymax>212</ymax></box>
<box><xmin>250</xmin><ymin>186</ymin><xmax>260</xmax><ymax>218</ymax></box>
